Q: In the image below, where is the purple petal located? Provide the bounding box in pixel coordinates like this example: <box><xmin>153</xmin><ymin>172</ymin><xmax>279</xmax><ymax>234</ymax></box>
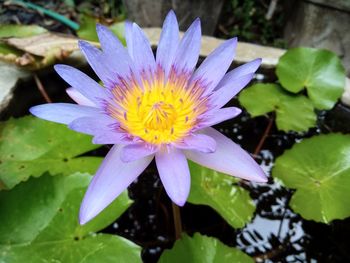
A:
<box><xmin>215</xmin><ymin>58</ymin><xmax>262</xmax><ymax>90</ymax></box>
<box><xmin>92</xmin><ymin>131</ymin><xmax>128</xmax><ymax>145</ymax></box>
<box><xmin>79</xmin><ymin>145</ymin><xmax>153</xmax><ymax>224</ymax></box>
<box><xmin>192</xmin><ymin>38</ymin><xmax>237</xmax><ymax>94</ymax></box>
<box><xmin>95</xmin><ymin>24</ymin><xmax>136</xmax><ymax>83</ymax></box>
<box><xmin>120</xmin><ymin>143</ymin><xmax>158</xmax><ymax>162</ymax></box>
<box><xmin>155</xmin><ymin>147</ymin><xmax>190</xmax><ymax>206</ymax></box>
<box><xmin>78</xmin><ymin>41</ymin><xmax>115</xmax><ymax>87</ymax></box>
<box><xmin>209</xmin><ymin>73</ymin><xmax>254</xmax><ymax>109</ymax></box>
<box><xmin>185</xmin><ymin>127</ymin><xmax>267</xmax><ymax>182</ymax></box>
<box><xmin>68</xmin><ymin>115</ymin><xmax>118</xmax><ymax>135</ymax></box>
<box><xmin>172</xmin><ymin>18</ymin><xmax>201</xmax><ymax>74</ymax></box>
<box><xmin>199</xmin><ymin>107</ymin><xmax>242</xmax><ymax>128</ymax></box>
<box><xmin>156</xmin><ymin>10</ymin><xmax>179</xmax><ymax>79</ymax></box>
<box><xmin>66</xmin><ymin>87</ymin><xmax>96</xmax><ymax>107</ymax></box>
<box><xmin>54</xmin><ymin>64</ymin><xmax>109</xmax><ymax>106</ymax></box>
<box><xmin>174</xmin><ymin>133</ymin><xmax>216</xmax><ymax>153</ymax></box>
<box><xmin>130</xmin><ymin>23</ymin><xmax>157</xmax><ymax>81</ymax></box>
<box><xmin>29</xmin><ymin>103</ymin><xmax>100</xmax><ymax>125</ymax></box>
<box><xmin>124</xmin><ymin>21</ymin><xmax>133</xmax><ymax>58</ymax></box>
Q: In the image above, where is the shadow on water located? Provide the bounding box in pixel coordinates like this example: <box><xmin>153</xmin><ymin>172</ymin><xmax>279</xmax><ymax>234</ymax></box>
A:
<box><xmin>2</xmin><ymin>66</ymin><xmax>350</xmax><ymax>263</ymax></box>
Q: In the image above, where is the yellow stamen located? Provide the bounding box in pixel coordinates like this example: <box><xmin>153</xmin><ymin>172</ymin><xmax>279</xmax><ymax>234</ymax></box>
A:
<box><xmin>109</xmin><ymin>72</ymin><xmax>207</xmax><ymax>145</ymax></box>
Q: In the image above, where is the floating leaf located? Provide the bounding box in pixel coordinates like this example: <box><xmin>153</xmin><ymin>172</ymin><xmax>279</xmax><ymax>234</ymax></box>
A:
<box><xmin>188</xmin><ymin>161</ymin><xmax>255</xmax><ymax>228</ymax></box>
<box><xmin>3</xmin><ymin>32</ymin><xmax>79</xmax><ymax>57</ymax></box>
<box><xmin>273</xmin><ymin>134</ymin><xmax>350</xmax><ymax>223</ymax></box>
<box><xmin>239</xmin><ymin>83</ymin><xmax>317</xmax><ymax>132</ymax></box>
<box><xmin>276</xmin><ymin>47</ymin><xmax>345</xmax><ymax>110</ymax></box>
<box><xmin>77</xmin><ymin>14</ymin><xmax>99</xmax><ymax>42</ymax></box>
<box><xmin>0</xmin><ymin>32</ymin><xmax>89</xmax><ymax>69</ymax></box>
<box><xmin>0</xmin><ymin>43</ymin><xmax>24</xmax><ymax>62</ymax></box>
<box><xmin>77</xmin><ymin>14</ymin><xmax>126</xmax><ymax>44</ymax></box>
<box><xmin>0</xmin><ymin>116</ymin><xmax>102</xmax><ymax>189</ymax></box>
<box><xmin>0</xmin><ymin>24</ymin><xmax>47</xmax><ymax>38</ymax></box>
<box><xmin>0</xmin><ymin>173</ymin><xmax>140</xmax><ymax>263</ymax></box>
<box><xmin>159</xmin><ymin>233</ymin><xmax>253</xmax><ymax>263</ymax></box>
<box><xmin>0</xmin><ymin>25</ymin><xmax>48</xmax><ymax>67</ymax></box>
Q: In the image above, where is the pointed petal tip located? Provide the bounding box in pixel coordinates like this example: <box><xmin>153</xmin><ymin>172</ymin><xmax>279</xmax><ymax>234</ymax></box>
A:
<box><xmin>79</xmin><ymin>215</ymin><xmax>88</xmax><ymax>225</ymax></box>
<box><xmin>192</xmin><ymin>18</ymin><xmax>201</xmax><ymax>30</ymax></box>
<box><xmin>252</xmin><ymin>58</ymin><xmax>262</xmax><ymax>68</ymax></box>
<box><xmin>173</xmin><ymin>199</ymin><xmax>186</xmax><ymax>207</ymax></box>
<box><xmin>165</xmin><ymin>10</ymin><xmax>177</xmax><ymax>21</ymax></box>
<box><xmin>53</xmin><ymin>63</ymin><xmax>66</xmax><ymax>73</ymax></box>
<box><xmin>77</xmin><ymin>39</ymin><xmax>88</xmax><ymax>49</ymax></box>
<box><xmin>254</xmin><ymin>173</ymin><xmax>269</xmax><ymax>183</ymax></box>
<box><xmin>228</xmin><ymin>37</ymin><xmax>238</xmax><ymax>44</ymax></box>
<box><xmin>168</xmin><ymin>9</ymin><xmax>176</xmax><ymax>16</ymax></box>
<box><xmin>95</xmin><ymin>23</ymin><xmax>114</xmax><ymax>42</ymax></box>
<box><xmin>79</xmin><ymin>206</ymin><xmax>95</xmax><ymax>225</ymax></box>
<box><xmin>95</xmin><ymin>23</ymin><xmax>106</xmax><ymax>31</ymax></box>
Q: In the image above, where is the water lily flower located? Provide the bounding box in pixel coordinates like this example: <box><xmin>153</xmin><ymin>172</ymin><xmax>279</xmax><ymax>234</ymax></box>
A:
<box><xmin>30</xmin><ymin>10</ymin><xmax>267</xmax><ymax>225</ymax></box>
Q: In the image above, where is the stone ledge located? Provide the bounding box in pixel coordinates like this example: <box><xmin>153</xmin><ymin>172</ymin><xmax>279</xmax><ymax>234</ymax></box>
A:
<box><xmin>1</xmin><ymin>28</ymin><xmax>349</xmax><ymax>113</ymax></box>
<box><xmin>144</xmin><ymin>28</ymin><xmax>285</xmax><ymax>68</ymax></box>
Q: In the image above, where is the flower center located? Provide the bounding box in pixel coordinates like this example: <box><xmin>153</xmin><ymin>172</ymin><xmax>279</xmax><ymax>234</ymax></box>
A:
<box><xmin>143</xmin><ymin>101</ymin><xmax>176</xmax><ymax>130</ymax></box>
<box><xmin>108</xmin><ymin>72</ymin><xmax>208</xmax><ymax>145</ymax></box>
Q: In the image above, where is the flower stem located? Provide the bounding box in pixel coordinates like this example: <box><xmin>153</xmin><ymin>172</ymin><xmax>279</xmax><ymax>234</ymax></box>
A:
<box><xmin>171</xmin><ymin>202</ymin><xmax>182</xmax><ymax>239</ymax></box>
<box><xmin>254</xmin><ymin>115</ymin><xmax>274</xmax><ymax>156</ymax></box>
<box><xmin>34</xmin><ymin>74</ymin><xmax>52</xmax><ymax>103</ymax></box>
<box><xmin>13</xmin><ymin>0</ymin><xmax>80</xmax><ymax>31</ymax></box>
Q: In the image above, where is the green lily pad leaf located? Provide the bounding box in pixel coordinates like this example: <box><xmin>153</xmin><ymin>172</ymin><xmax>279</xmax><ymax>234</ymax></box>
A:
<box><xmin>0</xmin><ymin>43</ymin><xmax>22</xmax><ymax>56</ymax></box>
<box><xmin>0</xmin><ymin>116</ymin><xmax>102</xmax><ymax>189</ymax></box>
<box><xmin>188</xmin><ymin>161</ymin><xmax>255</xmax><ymax>228</ymax></box>
<box><xmin>0</xmin><ymin>25</ymin><xmax>47</xmax><ymax>38</ymax></box>
<box><xmin>77</xmin><ymin>14</ymin><xmax>99</xmax><ymax>42</ymax></box>
<box><xmin>159</xmin><ymin>233</ymin><xmax>254</xmax><ymax>263</ymax></box>
<box><xmin>276</xmin><ymin>47</ymin><xmax>346</xmax><ymax>110</ymax></box>
<box><xmin>77</xmin><ymin>15</ymin><xmax>126</xmax><ymax>45</ymax></box>
<box><xmin>239</xmin><ymin>83</ymin><xmax>317</xmax><ymax>132</ymax></box>
<box><xmin>273</xmin><ymin>134</ymin><xmax>350</xmax><ymax>223</ymax></box>
<box><xmin>0</xmin><ymin>173</ymin><xmax>139</xmax><ymax>263</ymax></box>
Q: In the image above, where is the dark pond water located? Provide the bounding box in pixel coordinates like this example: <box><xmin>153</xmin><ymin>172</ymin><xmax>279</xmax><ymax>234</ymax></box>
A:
<box><xmin>2</xmin><ymin>65</ymin><xmax>350</xmax><ymax>263</ymax></box>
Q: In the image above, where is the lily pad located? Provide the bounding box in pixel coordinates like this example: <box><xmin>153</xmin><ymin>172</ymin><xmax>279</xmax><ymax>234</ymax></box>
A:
<box><xmin>239</xmin><ymin>83</ymin><xmax>317</xmax><ymax>132</ymax></box>
<box><xmin>77</xmin><ymin>14</ymin><xmax>99</xmax><ymax>42</ymax></box>
<box><xmin>77</xmin><ymin>14</ymin><xmax>126</xmax><ymax>45</ymax></box>
<box><xmin>0</xmin><ymin>173</ymin><xmax>139</xmax><ymax>263</ymax></box>
<box><xmin>188</xmin><ymin>161</ymin><xmax>255</xmax><ymax>228</ymax></box>
<box><xmin>276</xmin><ymin>47</ymin><xmax>345</xmax><ymax>110</ymax></box>
<box><xmin>273</xmin><ymin>134</ymin><xmax>350</xmax><ymax>223</ymax></box>
<box><xmin>158</xmin><ymin>233</ymin><xmax>254</xmax><ymax>263</ymax></box>
<box><xmin>0</xmin><ymin>25</ymin><xmax>47</xmax><ymax>38</ymax></box>
<box><xmin>0</xmin><ymin>116</ymin><xmax>102</xmax><ymax>189</ymax></box>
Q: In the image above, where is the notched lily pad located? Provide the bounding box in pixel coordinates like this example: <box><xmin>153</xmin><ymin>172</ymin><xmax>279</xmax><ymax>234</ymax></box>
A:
<box><xmin>273</xmin><ymin>134</ymin><xmax>350</xmax><ymax>223</ymax></box>
<box><xmin>239</xmin><ymin>83</ymin><xmax>317</xmax><ymax>132</ymax></box>
<box><xmin>0</xmin><ymin>116</ymin><xmax>102</xmax><ymax>189</ymax></box>
<box><xmin>159</xmin><ymin>233</ymin><xmax>254</xmax><ymax>263</ymax></box>
<box><xmin>276</xmin><ymin>47</ymin><xmax>345</xmax><ymax>110</ymax></box>
<box><xmin>0</xmin><ymin>173</ymin><xmax>139</xmax><ymax>263</ymax></box>
<box><xmin>188</xmin><ymin>161</ymin><xmax>255</xmax><ymax>228</ymax></box>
